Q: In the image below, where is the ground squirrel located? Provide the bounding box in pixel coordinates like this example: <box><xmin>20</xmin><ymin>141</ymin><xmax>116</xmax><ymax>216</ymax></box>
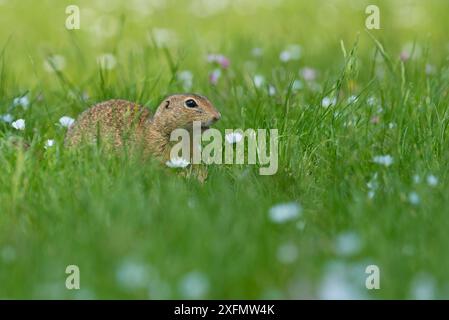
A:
<box><xmin>65</xmin><ymin>94</ymin><xmax>221</xmax><ymax>164</ymax></box>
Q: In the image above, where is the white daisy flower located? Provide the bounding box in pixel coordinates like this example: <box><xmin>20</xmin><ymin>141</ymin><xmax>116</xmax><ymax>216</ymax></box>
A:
<box><xmin>225</xmin><ymin>132</ymin><xmax>243</xmax><ymax>144</ymax></box>
<box><xmin>268</xmin><ymin>85</ymin><xmax>276</xmax><ymax>96</ymax></box>
<box><xmin>165</xmin><ymin>157</ymin><xmax>190</xmax><ymax>168</ymax></box>
<box><xmin>11</xmin><ymin>119</ymin><xmax>25</xmax><ymax>130</ymax></box>
<box><xmin>59</xmin><ymin>116</ymin><xmax>75</xmax><ymax>128</ymax></box>
<box><xmin>426</xmin><ymin>174</ymin><xmax>438</xmax><ymax>187</ymax></box>
<box><xmin>373</xmin><ymin>155</ymin><xmax>393</xmax><ymax>167</ymax></box>
<box><xmin>269</xmin><ymin>202</ymin><xmax>302</xmax><ymax>223</ymax></box>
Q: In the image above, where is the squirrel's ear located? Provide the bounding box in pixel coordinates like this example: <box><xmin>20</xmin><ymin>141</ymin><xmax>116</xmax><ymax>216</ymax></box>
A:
<box><xmin>164</xmin><ymin>100</ymin><xmax>170</xmax><ymax>109</ymax></box>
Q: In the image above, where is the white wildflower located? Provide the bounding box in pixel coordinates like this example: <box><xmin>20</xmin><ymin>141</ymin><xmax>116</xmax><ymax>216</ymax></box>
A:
<box><xmin>322</xmin><ymin>96</ymin><xmax>336</xmax><ymax>108</ymax></box>
<box><xmin>251</xmin><ymin>47</ymin><xmax>263</xmax><ymax>57</ymax></box>
<box><xmin>45</xmin><ymin>139</ymin><xmax>55</xmax><ymax>149</ymax></box>
<box><xmin>373</xmin><ymin>155</ymin><xmax>394</xmax><ymax>167</ymax></box>
<box><xmin>253</xmin><ymin>74</ymin><xmax>265</xmax><ymax>88</ymax></box>
<box><xmin>13</xmin><ymin>95</ymin><xmax>29</xmax><ymax>108</ymax></box>
<box><xmin>179</xmin><ymin>272</ymin><xmax>209</xmax><ymax>299</ymax></box>
<box><xmin>165</xmin><ymin>157</ymin><xmax>190</xmax><ymax>168</ymax></box>
<box><xmin>225</xmin><ymin>132</ymin><xmax>243</xmax><ymax>144</ymax></box>
<box><xmin>11</xmin><ymin>119</ymin><xmax>25</xmax><ymax>130</ymax></box>
<box><xmin>59</xmin><ymin>116</ymin><xmax>75</xmax><ymax>128</ymax></box>
<box><xmin>269</xmin><ymin>202</ymin><xmax>302</xmax><ymax>223</ymax></box>
<box><xmin>408</xmin><ymin>192</ymin><xmax>420</xmax><ymax>205</ymax></box>
<box><xmin>347</xmin><ymin>95</ymin><xmax>358</xmax><ymax>104</ymax></box>
<box><xmin>335</xmin><ymin>232</ymin><xmax>362</xmax><ymax>256</ymax></box>
<box><xmin>0</xmin><ymin>114</ymin><xmax>13</xmax><ymax>123</ymax></box>
<box><xmin>97</xmin><ymin>53</ymin><xmax>117</xmax><ymax>70</ymax></box>
<box><xmin>413</xmin><ymin>174</ymin><xmax>421</xmax><ymax>184</ymax></box>
<box><xmin>177</xmin><ymin>70</ymin><xmax>193</xmax><ymax>91</ymax></box>
<box><xmin>426</xmin><ymin>174</ymin><xmax>438</xmax><ymax>187</ymax></box>
<box><xmin>276</xmin><ymin>242</ymin><xmax>298</xmax><ymax>264</ymax></box>
<box><xmin>43</xmin><ymin>55</ymin><xmax>66</xmax><ymax>72</ymax></box>
<box><xmin>410</xmin><ymin>273</ymin><xmax>436</xmax><ymax>300</ymax></box>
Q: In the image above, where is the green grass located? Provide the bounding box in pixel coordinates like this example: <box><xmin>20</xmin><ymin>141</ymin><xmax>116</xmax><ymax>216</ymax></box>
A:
<box><xmin>1</xmin><ymin>0</ymin><xmax>449</xmax><ymax>299</ymax></box>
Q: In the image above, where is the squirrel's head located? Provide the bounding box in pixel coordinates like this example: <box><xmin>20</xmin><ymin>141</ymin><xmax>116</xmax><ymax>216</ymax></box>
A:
<box><xmin>152</xmin><ymin>94</ymin><xmax>221</xmax><ymax>133</ymax></box>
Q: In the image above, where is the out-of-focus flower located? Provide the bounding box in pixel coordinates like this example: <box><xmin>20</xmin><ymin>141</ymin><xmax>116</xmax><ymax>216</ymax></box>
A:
<box><xmin>373</xmin><ymin>155</ymin><xmax>393</xmax><ymax>167</ymax></box>
<box><xmin>11</xmin><ymin>119</ymin><xmax>25</xmax><ymax>130</ymax></box>
<box><xmin>225</xmin><ymin>132</ymin><xmax>243</xmax><ymax>144</ymax></box>
<box><xmin>276</xmin><ymin>242</ymin><xmax>298</xmax><ymax>264</ymax></box>
<box><xmin>410</xmin><ymin>273</ymin><xmax>436</xmax><ymax>300</ymax></box>
<box><xmin>207</xmin><ymin>54</ymin><xmax>230</xmax><ymax>69</ymax></box>
<box><xmin>0</xmin><ymin>114</ymin><xmax>13</xmax><ymax>123</ymax></box>
<box><xmin>335</xmin><ymin>232</ymin><xmax>362</xmax><ymax>256</ymax></box>
<box><xmin>179</xmin><ymin>272</ymin><xmax>209</xmax><ymax>299</ymax></box>
<box><xmin>97</xmin><ymin>53</ymin><xmax>117</xmax><ymax>70</ymax></box>
<box><xmin>45</xmin><ymin>139</ymin><xmax>55</xmax><ymax>149</ymax></box>
<box><xmin>251</xmin><ymin>47</ymin><xmax>263</xmax><ymax>57</ymax></box>
<box><xmin>370</xmin><ymin>116</ymin><xmax>380</xmax><ymax>124</ymax></box>
<box><xmin>426</xmin><ymin>174</ymin><xmax>438</xmax><ymax>187</ymax></box>
<box><xmin>408</xmin><ymin>192</ymin><xmax>420</xmax><ymax>205</ymax></box>
<box><xmin>279</xmin><ymin>44</ymin><xmax>302</xmax><ymax>62</ymax></box>
<box><xmin>292</xmin><ymin>79</ymin><xmax>303</xmax><ymax>91</ymax></box>
<box><xmin>253</xmin><ymin>74</ymin><xmax>265</xmax><ymax>88</ymax></box>
<box><xmin>321</xmin><ymin>96</ymin><xmax>336</xmax><ymax>108</ymax></box>
<box><xmin>59</xmin><ymin>116</ymin><xmax>75</xmax><ymax>128</ymax></box>
<box><xmin>177</xmin><ymin>70</ymin><xmax>193</xmax><ymax>91</ymax></box>
<box><xmin>209</xmin><ymin>69</ymin><xmax>221</xmax><ymax>85</ymax></box>
<box><xmin>43</xmin><ymin>55</ymin><xmax>66</xmax><ymax>72</ymax></box>
<box><xmin>150</xmin><ymin>28</ymin><xmax>178</xmax><ymax>47</ymax></box>
<box><xmin>425</xmin><ymin>64</ymin><xmax>436</xmax><ymax>75</ymax></box>
<box><xmin>269</xmin><ymin>202</ymin><xmax>302</xmax><ymax>223</ymax></box>
<box><xmin>166</xmin><ymin>157</ymin><xmax>190</xmax><ymax>168</ymax></box>
<box><xmin>300</xmin><ymin>67</ymin><xmax>317</xmax><ymax>81</ymax></box>
<box><xmin>13</xmin><ymin>95</ymin><xmax>30</xmax><ymax>108</ymax></box>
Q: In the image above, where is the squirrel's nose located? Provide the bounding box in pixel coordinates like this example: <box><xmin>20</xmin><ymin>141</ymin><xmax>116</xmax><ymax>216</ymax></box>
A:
<box><xmin>213</xmin><ymin>111</ymin><xmax>221</xmax><ymax>122</ymax></box>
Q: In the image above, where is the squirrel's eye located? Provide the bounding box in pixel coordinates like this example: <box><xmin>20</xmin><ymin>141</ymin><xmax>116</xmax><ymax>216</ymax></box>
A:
<box><xmin>185</xmin><ymin>99</ymin><xmax>198</xmax><ymax>108</ymax></box>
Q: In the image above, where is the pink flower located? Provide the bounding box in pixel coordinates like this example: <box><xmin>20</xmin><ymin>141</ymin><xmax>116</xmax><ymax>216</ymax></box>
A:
<box><xmin>209</xmin><ymin>69</ymin><xmax>221</xmax><ymax>85</ymax></box>
<box><xmin>207</xmin><ymin>54</ymin><xmax>230</xmax><ymax>69</ymax></box>
<box><xmin>400</xmin><ymin>51</ymin><xmax>410</xmax><ymax>62</ymax></box>
<box><xmin>370</xmin><ymin>116</ymin><xmax>380</xmax><ymax>124</ymax></box>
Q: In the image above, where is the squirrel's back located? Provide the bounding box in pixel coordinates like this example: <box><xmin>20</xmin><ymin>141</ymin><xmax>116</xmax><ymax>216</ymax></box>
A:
<box><xmin>65</xmin><ymin>99</ymin><xmax>151</xmax><ymax>148</ymax></box>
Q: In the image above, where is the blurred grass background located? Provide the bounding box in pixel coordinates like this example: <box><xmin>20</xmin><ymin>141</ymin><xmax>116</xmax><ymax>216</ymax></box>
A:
<box><xmin>1</xmin><ymin>0</ymin><xmax>449</xmax><ymax>299</ymax></box>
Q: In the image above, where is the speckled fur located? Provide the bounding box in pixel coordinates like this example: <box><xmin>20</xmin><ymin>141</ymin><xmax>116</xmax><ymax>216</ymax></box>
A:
<box><xmin>65</xmin><ymin>94</ymin><xmax>221</xmax><ymax>162</ymax></box>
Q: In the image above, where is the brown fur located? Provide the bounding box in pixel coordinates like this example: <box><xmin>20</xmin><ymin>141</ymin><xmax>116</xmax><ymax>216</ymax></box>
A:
<box><xmin>65</xmin><ymin>94</ymin><xmax>221</xmax><ymax>162</ymax></box>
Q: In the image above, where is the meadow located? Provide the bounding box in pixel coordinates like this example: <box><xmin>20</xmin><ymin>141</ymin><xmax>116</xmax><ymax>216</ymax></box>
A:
<box><xmin>1</xmin><ymin>0</ymin><xmax>449</xmax><ymax>299</ymax></box>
